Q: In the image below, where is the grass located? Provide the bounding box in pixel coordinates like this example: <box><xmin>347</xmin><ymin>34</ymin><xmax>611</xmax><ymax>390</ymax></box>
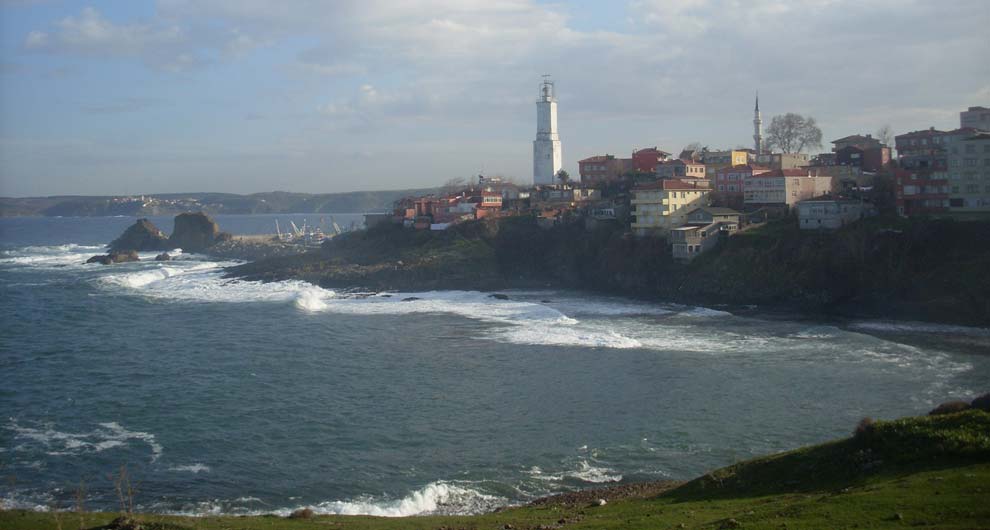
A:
<box><xmin>4</xmin><ymin>411</ymin><xmax>989</xmax><ymax>530</ymax></box>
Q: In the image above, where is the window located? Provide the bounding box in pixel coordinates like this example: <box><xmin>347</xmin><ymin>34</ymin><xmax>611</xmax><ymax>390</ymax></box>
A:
<box><xmin>966</xmin><ymin>144</ymin><xmax>976</xmax><ymax>154</ymax></box>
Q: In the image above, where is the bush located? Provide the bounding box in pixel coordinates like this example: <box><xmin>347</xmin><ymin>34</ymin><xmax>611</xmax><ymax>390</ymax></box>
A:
<box><xmin>287</xmin><ymin>507</ymin><xmax>314</xmax><ymax>519</ymax></box>
<box><xmin>928</xmin><ymin>401</ymin><xmax>971</xmax><ymax>416</ymax></box>
<box><xmin>854</xmin><ymin>417</ymin><xmax>875</xmax><ymax>438</ymax></box>
<box><xmin>971</xmin><ymin>393</ymin><xmax>990</xmax><ymax>412</ymax></box>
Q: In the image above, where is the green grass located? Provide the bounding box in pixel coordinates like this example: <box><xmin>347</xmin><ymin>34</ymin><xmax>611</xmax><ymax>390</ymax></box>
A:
<box><xmin>4</xmin><ymin>411</ymin><xmax>989</xmax><ymax>530</ymax></box>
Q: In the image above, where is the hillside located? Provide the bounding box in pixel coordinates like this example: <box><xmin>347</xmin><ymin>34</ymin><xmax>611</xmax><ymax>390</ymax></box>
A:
<box><xmin>4</xmin><ymin>409</ymin><xmax>988</xmax><ymax>529</ymax></box>
<box><xmin>226</xmin><ymin>215</ymin><xmax>990</xmax><ymax>326</ymax></box>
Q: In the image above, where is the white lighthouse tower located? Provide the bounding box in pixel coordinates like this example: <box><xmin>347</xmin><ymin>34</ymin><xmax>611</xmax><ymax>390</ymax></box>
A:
<box><xmin>533</xmin><ymin>76</ymin><xmax>562</xmax><ymax>185</ymax></box>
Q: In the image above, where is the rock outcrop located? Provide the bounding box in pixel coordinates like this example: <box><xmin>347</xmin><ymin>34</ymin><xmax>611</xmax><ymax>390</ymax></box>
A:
<box><xmin>108</xmin><ymin>218</ymin><xmax>169</xmax><ymax>251</ymax></box>
<box><xmin>154</xmin><ymin>253</ymin><xmax>172</xmax><ymax>261</ymax></box>
<box><xmin>86</xmin><ymin>250</ymin><xmax>140</xmax><ymax>265</ymax></box>
<box><xmin>168</xmin><ymin>212</ymin><xmax>221</xmax><ymax>252</ymax></box>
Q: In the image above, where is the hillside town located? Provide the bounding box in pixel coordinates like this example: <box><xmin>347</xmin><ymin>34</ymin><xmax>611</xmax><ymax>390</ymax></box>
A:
<box><xmin>382</xmin><ymin>78</ymin><xmax>989</xmax><ymax>261</ymax></box>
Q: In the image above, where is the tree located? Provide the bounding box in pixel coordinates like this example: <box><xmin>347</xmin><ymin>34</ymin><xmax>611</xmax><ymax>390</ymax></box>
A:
<box><xmin>556</xmin><ymin>169</ymin><xmax>570</xmax><ymax>186</ymax></box>
<box><xmin>876</xmin><ymin>124</ymin><xmax>894</xmax><ymax>147</ymax></box>
<box><xmin>765</xmin><ymin>113</ymin><xmax>823</xmax><ymax>153</ymax></box>
<box><xmin>442</xmin><ymin>176</ymin><xmax>467</xmax><ymax>193</ymax></box>
<box><xmin>682</xmin><ymin>142</ymin><xmax>705</xmax><ymax>153</ymax></box>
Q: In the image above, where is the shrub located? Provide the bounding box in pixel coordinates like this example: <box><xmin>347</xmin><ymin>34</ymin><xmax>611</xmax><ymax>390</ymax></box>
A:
<box><xmin>288</xmin><ymin>508</ymin><xmax>314</xmax><ymax>519</ymax></box>
<box><xmin>928</xmin><ymin>401</ymin><xmax>970</xmax><ymax>416</ymax></box>
<box><xmin>971</xmin><ymin>393</ymin><xmax>990</xmax><ymax>412</ymax></box>
<box><xmin>854</xmin><ymin>417</ymin><xmax>875</xmax><ymax>438</ymax></box>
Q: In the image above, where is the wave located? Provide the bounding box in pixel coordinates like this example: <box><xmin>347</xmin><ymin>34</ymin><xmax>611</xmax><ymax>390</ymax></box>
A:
<box><xmin>0</xmin><ymin>244</ymin><xmax>107</xmax><ymax>268</ymax></box>
<box><xmin>169</xmin><ymin>463</ymin><xmax>211</xmax><ymax>474</ymax></box>
<box><xmin>5</xmin><ymin>419</ymin><xmax>162</xmax><ymax>463</ymax></box>
<box><xmin>161</xmin><ymin>481</ymin><xmax>505</xmax><ymax>518</ymax></box>
<box><xmin>526</xmin><ymin>460</ymin><xmax>623</xmax><ymax>484</ymax></box>
<box><xmin>850</xmin><ymin>320</ymin><xmax>990</xmax><ymax>337</ymax></box>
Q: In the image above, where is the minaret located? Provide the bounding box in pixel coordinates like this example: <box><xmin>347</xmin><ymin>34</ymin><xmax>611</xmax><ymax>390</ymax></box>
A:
<box><xmin>753</xmin><ymin>92</ymin><xmax>763</xmax><ymax>154</ymax></box>
<box><xmin>533</xmin><ymin>76</ymin><xmax>562</xmax><ymax>185</ymax></box>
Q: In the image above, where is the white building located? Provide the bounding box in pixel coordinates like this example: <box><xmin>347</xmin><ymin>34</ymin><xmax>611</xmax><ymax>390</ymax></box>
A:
<box><xmin>797</xmin><ymin>199</ymin><xmax>868</xmax><ymax>229</ymax></box>
<box><xmin>533</xmin><ymin>77</ymin><xmax>562</xmax><ymax>185</ymax></box>
<box><xmin>960</xmin><ymin>106</ymin><xmax>990</xmax><ymax>131</ymax></box>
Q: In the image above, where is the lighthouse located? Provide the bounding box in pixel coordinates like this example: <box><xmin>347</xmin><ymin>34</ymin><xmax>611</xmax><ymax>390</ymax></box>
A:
<box><xmin>533</xmin><ymin>76</ymin><xmax>562</xmax><ymax>185</ymax></box>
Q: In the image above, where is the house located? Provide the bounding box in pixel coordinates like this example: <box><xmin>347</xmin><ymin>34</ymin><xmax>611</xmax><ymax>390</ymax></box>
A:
<box><xmin>702</xmin><ymin>149</ymin><xmax>749</xmax><ymax>177</ymax></box>
<box><xmin>752</xmin><ymin>152</ymin><xmax>810</xmax><ymax>170</ymax></box>
<box><xmin>631</xmin><ymin>147</ymin><xmax>673</xmax><ymax>173</ymax></box>
<box><xmin>743</xmin><ymin>169</ymin><xmax>836</xmax><ymax>209</ymax></box>
<box><xmin>631</xmin><ymin>179</ymin><xmax>710</xmax><ymax>237</ymax></box>
<box><xmin>670</xmin><ymin>222</ymin><xmax>733</xmax><ymax>261</ymax></box>
<box><xmin>685</xmin><ymin>207</ymin><xmax>742</xmax><ymax>229</ymax></box>
<box><xmin>831</xmin><ymin>134</ymin><xmax>883</xmax><ymax>152</ymax></box>
<box><xmin>657</xmin><ymin>159</ymin><xmax>707</xmax><ymax>180</ymax></box>
<box><xmin>796</xmin><ymin>199</ymin><xmax>868</xmax><ymax>230</ymax></box>
<box><xmin>713</xmin><ymin>165</ymin><xmax>770</xmax><ymax>208</ymax></box>
<box><xmin>578</xmin><ymin>154</ymin><xmax>632</xmax><ymax>184</ymax></box>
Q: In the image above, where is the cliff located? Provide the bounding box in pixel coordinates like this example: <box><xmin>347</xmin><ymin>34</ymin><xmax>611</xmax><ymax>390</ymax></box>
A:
<box><xmin>226</xmin><ymin>215</ymin><xmax>990</xmax><ymax>326</ymax></box>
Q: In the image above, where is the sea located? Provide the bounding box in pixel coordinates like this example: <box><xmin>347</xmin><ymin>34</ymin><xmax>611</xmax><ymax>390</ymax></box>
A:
<box><xmin>2</xmin><ymin>214</ymin><xmax>988</xmax><ymax>517</ymax></box>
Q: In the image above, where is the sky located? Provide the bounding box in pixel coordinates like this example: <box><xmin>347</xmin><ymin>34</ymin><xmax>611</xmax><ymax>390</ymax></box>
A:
<box><xmin>0</xmin><ymin>0</ymin><xmax>988</xmax><ymax>197</ymax></box>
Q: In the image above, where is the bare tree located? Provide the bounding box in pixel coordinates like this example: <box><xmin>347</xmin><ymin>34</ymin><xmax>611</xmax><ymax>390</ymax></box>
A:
<box><xmin>765</xmin><ymin>113</ymin><xmax>823</xmax><ymax>153</ymax></box>
<box><xmin>682</xmin><ymin>142</ymin><xmax>705</xmax><ymax>153</ymax></box>
<box><xmin>876</xmin><ymin>124</ymin><xmax>894</xmax><ymax>147</ymax></box>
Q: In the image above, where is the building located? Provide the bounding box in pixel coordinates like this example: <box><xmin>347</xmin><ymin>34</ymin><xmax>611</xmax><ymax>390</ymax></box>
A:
<box><xmin>631</xmin><ymin>179</ymin><xmax>710</xmax><ymax>237</ymax></box>
<box><xmin>657</xmin><ymin>159</ymin><xmax>707</xmax><ymax>180</ymax></box>
<box><xmin>713</xmin><ymin>164</ymin><xmax>770</xmax><ymax>208</ymax></box>
<box><xmin>743</xmin><ymin>169</ymin><xmax>836</xmax><ymax>209</ymax></box>
<box><xmin>685</xmin><ymin>206</ymin><xmax>743</xmax><ymax>229</ymax></box>
<box><xmin>960</xmin><ymin>106</ymin><xmax>990</xmax><ymax>131</ymax></box>
<box><xmin>895</xmin><ymin>128</ymin><xmax>949</xmax><ymax>170</ymax></box>
<box><xmin>796</xmin><ymin>199</ymin><xmax>867</xmax><ymax>230</ymax></box>
<box><xmin>894</xmin><ymin>168</ymin><xmax>948</xmax><ymax>216</ymax></box>
<box><xmin>631</xmin><ymin>147</ymin><xmax>672</xmax><ymax>173</ymax></box>
<box><xmin>702</xmin><ymin>149</ymin><xmax>749</xmax><ymax>176</ymax></box>
<box><xmin>671</xmin><ymin>223</ymin><xmax>725</xmax><ymax>261</ymax></box>
<box><xmin>828</xmin><ymin>133</ymin><xmax>891</xmax><ymax>172</ymax></box>
<box><xmin>533</xmin><ymin>77</ymin><xmax>562</xmax><ymax>185</ymax></box>
<box><xmin>753</xmin><ymin>93</ymin><xmax>763</xmax><ymax>153</ymax></box>
<box><xmin>831</xmin><ymin>134</ymin><xmax>884</xmax><ymax>152</ymax></box>
<box><xmin>578</xmin><ymin>154</ymin><xmax>632</xmax><ymax>184</ymax></box>
<box><xmin>752</xmin><ymin>152</ymin><xmax>810</xmax><ymax>170</ymax></box>
<box><xmin>946</xmin><ymin>131</ymin><xmax>990</xmax><ymax>213</ymax></box>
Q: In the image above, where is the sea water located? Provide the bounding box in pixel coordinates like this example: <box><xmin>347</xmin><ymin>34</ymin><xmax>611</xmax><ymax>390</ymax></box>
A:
<box><xmin>1</xmin><ymin>215</ymin><xmax>988</xmax><ymax>516</ymax></box>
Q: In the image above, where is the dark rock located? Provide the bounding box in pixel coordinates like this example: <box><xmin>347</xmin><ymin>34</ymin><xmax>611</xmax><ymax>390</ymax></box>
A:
<box><xmin>154</xmin><ymin>253</ymin><xmax>172</xmax><ymax>261</ymax></box>
<box><xmin>489</xmin><ymin>293</ymin><xmax>510</xmax><ymax>300</ymax></box>
<box><xmin>215</xmin><ymin>231</ymin><xmax>234</xmax><ymax>243</ymax></box>
<box><xmin>401</xmin><ymin>297</ymin><xmax>421</xmax><ymax>302</ymax></box>
<box><xmin>929</xmin><ymin>400</ymin><xmax>970</xmax><ymax>416</ymax></box>
<box><xmin>719</xmin><ymin>518</ymin><xmax>742</xmax><ymax>529</ymax></box>
<box><xmin>287</xmin><ymin>508</ymin><xmax>314</xmax><ymax>519</ymax></box>
<box><xmin>541</xmin><ymin>299</ymin><xmax>553</xmax><ymax>303</ymax></box>
<box><xmin>109</xmin><ymin>218</ymin><xmax>168</xmax><ymax>251</ymax></box>
<box><xmin>169</xmin><ymin>212</ymin><xmax>221</xmax><ymax>252</ymax></box>
<box><xmin>971</xmin><ymin>393</ymin><xmax>990</xmax><ymax>412</ymax></box>
<box><xmin>86</xmin><ymin>250</ymin><xmax>139</xmax><ymax>265</ymax></box>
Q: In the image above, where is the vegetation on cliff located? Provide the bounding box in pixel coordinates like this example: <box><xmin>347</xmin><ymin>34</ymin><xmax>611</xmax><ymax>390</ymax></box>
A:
<box><xmin>5</xmin><ymin>408</ymin><xmax>988</xmax><ymax>529</ymax></box>
<box><xmin>226</xmin><ymin>215</ymin><xmax>990</xmax><ymax>325</ymax></box>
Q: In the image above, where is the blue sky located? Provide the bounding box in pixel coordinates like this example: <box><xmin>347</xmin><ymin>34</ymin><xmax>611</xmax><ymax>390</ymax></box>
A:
<box><xmin>1</xmin><ymin>0</ymin><xmax>988</xmax><ymax>197</ymax></box>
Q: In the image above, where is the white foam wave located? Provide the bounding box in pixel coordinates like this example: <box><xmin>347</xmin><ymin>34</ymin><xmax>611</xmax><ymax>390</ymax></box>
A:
<box><xmin>294</xmin><ymin>287</ymin><xmax>332</xmax><ymax>311</ymax></box>
<box><xmin>850</xmin><ymin>320</ymin><xmax>990</xmax><ymax>337</ymax></box>
<box><xmin>526</xmin><ymin>460</ymin><xmax>622</xmax><ymax>484</ymax></box>
<box><xmin>170</xmin><ymin>464</ymin><xmax>211</xmax><ymax>473</ymax></box>
<box><xmin>0</xmin><ymin>244</ymin><xmax>107</xmax><ymax>268</ymax></box>
<box><xmin>165</xmin><ymin>481</ymin><xmax>504</xmax><ymax>518</ymax></box>
<box><xmin>6</xmin><ymin>420</ymin><xmax>162</xmax><ymax>462</ymax></box>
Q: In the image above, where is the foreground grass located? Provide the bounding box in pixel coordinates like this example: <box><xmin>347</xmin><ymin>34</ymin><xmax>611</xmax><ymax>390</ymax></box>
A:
<box><xmin>5</xmin><ymin>411</ymin><xmax>989</xmax><ymax>530</ymax></box>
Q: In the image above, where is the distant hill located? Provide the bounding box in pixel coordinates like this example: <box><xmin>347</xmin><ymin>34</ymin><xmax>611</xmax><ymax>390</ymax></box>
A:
<box><xmin>0</xmin><ymin>189</ymin><xmax>439</xmax><ymax>217</ymax></box>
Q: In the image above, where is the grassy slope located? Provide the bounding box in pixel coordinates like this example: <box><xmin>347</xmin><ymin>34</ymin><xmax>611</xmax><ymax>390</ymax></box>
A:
<box><xmin>5</xmin><ymin>411</ymin><xmax>989</xmax><ymax>530</ymax></box>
